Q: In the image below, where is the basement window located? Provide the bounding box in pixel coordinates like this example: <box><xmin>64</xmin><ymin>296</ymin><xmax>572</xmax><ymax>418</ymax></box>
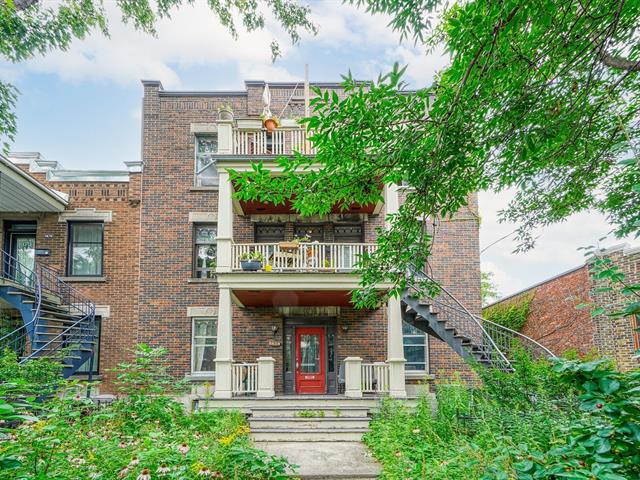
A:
<box><xmin>195</xmin><ymin>135</ymin><xmax>218</xmax><ymax>187</ymax></box>
<box><xmin>403</xmin><ymin>321</ymin><xmax>428</xmax><ymax>372</ymax></box>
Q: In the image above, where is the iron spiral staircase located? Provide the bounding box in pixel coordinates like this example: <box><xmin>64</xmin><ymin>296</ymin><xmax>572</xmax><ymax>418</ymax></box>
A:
<box><xmin>401</xmin><ymin>271</ymin><xmax>556</xmax><ymax>372</ymax></box>
<box><xmin>0</xmin><ymin>248</ymin><xmax>97</xmax><ymax>377</ymax></box>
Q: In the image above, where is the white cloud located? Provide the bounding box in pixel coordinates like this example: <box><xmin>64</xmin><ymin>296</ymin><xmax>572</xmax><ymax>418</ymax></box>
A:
<box><xmin>386</xmin><ymin>45</ymin><xmax>450</xmax><ymax>87</ymax></box>
<box><xmin>479</xmin><ymin>190</ymin><xmax>635</xmax><ymax>299</ymax></box>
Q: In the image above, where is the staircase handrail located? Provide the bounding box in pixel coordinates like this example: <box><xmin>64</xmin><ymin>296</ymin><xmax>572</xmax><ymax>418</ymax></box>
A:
<box><xmin>407</xmin><ymin>269</ymin><xmax>513</xmax><ymax>370</ymax></box>
<box><xmin>0</xmin><ymin>248</ymin><xmax>43</xmax><ymax>353</ymax></box>
<box><xmin>475</xmin><ymin>316</ymin><xmax>557</xmax><ymax>359</ymax></box>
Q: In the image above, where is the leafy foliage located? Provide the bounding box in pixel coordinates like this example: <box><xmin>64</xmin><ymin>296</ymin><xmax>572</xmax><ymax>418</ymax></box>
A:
<box><xmin>0</xmin><ymin>349</ymin><xmax>295</xmax><ymax>479</ymax></box>
<box><xmin>483</xmin><ymin>292</ymin><xmax>534</xmax><ymax>332</ymax></box>
<box><xmin>366</xmin><ymin>354</ymin><xmax>640</xmax><ymax>480</ymax></box>
<box><xmin>0</xmin><ymin>0</ymin><xmax>316</xmax><ymax>151</ymax></box>
<box><xmin>481</xmin><ymin>271</ymin><xmax>500</xmax><ymax>306</ymax></box>
<box><xmin>232</xmin><ymin>0</ymin><xmax>640</xmax><ymax>304</ymax></box>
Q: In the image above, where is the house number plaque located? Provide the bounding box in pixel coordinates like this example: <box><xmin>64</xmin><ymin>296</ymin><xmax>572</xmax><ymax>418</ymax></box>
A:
<box><xmin>268</xmin><ymin>340</ymin><xmax>281</xmax><ymax>347</ymax></box>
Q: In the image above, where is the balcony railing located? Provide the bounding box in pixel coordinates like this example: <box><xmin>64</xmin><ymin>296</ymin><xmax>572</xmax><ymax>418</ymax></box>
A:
<box><xmin>232</xmin><ymin>128</ymin><xmax>316</xmax><ymax>156</ymax></box>
<box><xmin>361</xmin><ymin>362</ymin><xmax>390</xmax><ymax>394</ymax></box>
<box><xmin>231</xmin><ymin>362</ymin><xmax>258</xmax><ymax>396</ymax></box>
<box><xmin>232</xmin><ymin>242</ymin><xmax>377</xmax><ymax>272</ymax></box>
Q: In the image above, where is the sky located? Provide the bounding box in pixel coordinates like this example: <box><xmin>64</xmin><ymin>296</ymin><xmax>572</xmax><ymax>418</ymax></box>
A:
<box><xmin>2</xmin><ymin>0</ymin><xmax>634</xmax><ymax>299</ymax></box>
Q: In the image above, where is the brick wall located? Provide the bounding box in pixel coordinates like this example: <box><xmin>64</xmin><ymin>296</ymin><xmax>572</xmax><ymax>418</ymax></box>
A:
<box><xmin>589</xmin><ymin>246</ymin><xmax>640</xmax><ymax>371</ymax></box>
<box><xmin>0</xmin><ymin>170</ymin><xmax>141</xmax><ymax>390</ymax></box>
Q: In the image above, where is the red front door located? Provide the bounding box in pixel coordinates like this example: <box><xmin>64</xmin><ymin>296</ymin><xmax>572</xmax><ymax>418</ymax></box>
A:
<box><xmin>295</xmin><ymin>327</ymin><xmax>326</xmax><ymax>394</ymax></box>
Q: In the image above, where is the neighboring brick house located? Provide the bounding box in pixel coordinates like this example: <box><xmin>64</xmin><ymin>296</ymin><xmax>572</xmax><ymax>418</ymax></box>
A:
<box><xmin>1</xmin><ymin>79</ymin><xmax>482</xmax><ymax>398</ymax></box>
<box><xmin>484</xmin><ymin>244</ymin><xmax>640</xmax><ymax>371</ymax></box>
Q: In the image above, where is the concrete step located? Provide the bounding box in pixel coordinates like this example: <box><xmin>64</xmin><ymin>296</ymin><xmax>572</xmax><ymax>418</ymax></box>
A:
<box><xmin>249</xmin><ymin>417</ymin><xmax>370</xmax><ymax>430</ymax></box>
<box><xmin>251</xmin><ymin>428</ymin><xmax>367</xmax><ymax>442</ymax></box>
<box><xmin>197</xmin><ymin>396</ymin><xmax>382</xmax><ymax>410</ymax></box>
<box><xmin>250</xmin><ymin>405</ymin><xmax>370</xmax><ymax>418</ymax></box>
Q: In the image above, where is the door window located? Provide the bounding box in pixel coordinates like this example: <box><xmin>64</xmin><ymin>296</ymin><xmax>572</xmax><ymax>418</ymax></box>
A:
<box><xmin>300</xmin><ymin>334</ymin><xmax>321</xmax><ymax>373</ymax></box>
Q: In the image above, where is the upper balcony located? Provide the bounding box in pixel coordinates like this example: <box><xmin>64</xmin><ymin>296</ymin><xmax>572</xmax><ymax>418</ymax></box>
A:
<box><xmin>231</xmin><ymin>122</ymin><xmax>316</xmax><ymax>156</ymax></box>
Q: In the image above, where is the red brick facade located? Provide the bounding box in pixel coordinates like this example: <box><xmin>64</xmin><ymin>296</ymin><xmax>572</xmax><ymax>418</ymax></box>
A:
<box><xmin>485</xmin><ymin>245</ymin><xmax>640</xmax><ymax>371</ymax></box>
<box><xmin>2</xmin><ymin>79</ymin><xmax>483</xmax><ymax>393</ymax></box>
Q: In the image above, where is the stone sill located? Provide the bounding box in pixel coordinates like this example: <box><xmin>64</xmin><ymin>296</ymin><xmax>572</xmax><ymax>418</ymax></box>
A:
<box><xmin>187</xmin><ymin>278</ymin><xmax>217</xmax><ymax>283</ymax></box>
<box><xmin>59</xmin><ymin>276</ymin><xmax>107</xmax><ymax>283</ymax></box>
<box><xmin>72</xmin><ymin>374</ymin><xmax>103</xmax><ymax>380</ymax></box>
<box><xmin>406</xmin><ymin>372</ymin><xmax>435</xmax><ymax>380</ymax></box>
<box><xmin>189</xmin><ymin>187</ymin><xmax>219</xmax><ymax>192</ymax></box>
<box><xmin>185</xmin><ymin>374</ymin><xmax>216</xmax><ymax>382</ymax></box>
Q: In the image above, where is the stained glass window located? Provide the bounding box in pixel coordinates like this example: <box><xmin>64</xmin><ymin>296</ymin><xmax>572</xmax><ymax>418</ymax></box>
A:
<box><xmin>195</xmin><ymin>136</ymin><xmax>218</xmax><ymax>187</ymax></box>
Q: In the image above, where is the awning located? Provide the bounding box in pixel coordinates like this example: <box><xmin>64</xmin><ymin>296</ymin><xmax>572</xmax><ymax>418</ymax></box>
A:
<box><xmin>0</xmin><ymin>156</ymin><xmax>68</xmax><ymax>212</ymax></box>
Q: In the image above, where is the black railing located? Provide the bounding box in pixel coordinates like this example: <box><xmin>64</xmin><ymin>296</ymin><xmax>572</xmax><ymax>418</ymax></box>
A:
<box><xmin>1</xmin><ymin>248</ymin><xmax>96</xmax><ymax>369</ymax></box>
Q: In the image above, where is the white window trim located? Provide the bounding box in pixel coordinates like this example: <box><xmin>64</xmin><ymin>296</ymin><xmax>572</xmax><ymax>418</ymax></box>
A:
<box><xmin>191</xmin><ymin>317</ymin><xmax>217</xmax><ymax>376</ymax></box>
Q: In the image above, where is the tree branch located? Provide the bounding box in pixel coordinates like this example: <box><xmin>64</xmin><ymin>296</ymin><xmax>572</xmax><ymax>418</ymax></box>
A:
<box><xmin>599</xmin><ymin>52</ymin><xmax>640</xmax><ymax>71</ymax></box>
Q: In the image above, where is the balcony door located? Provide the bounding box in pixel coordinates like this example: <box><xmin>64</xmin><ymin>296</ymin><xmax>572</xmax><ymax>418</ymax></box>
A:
<box><xmin>295</xmin><ymin>326</ymin><xmax>326</xmax><ymax>394</ymax></box>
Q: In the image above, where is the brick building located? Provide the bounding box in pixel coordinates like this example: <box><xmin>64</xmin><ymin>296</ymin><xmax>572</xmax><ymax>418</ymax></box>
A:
<box><xmin>484</xmin><ymin>244</ymin><xmax>640</xmax><ymax>371</ymax></box>
<box><xmin>1</xmin><ymin>79</ymin><xmax>483</xmax><ymax>399</ymax></box>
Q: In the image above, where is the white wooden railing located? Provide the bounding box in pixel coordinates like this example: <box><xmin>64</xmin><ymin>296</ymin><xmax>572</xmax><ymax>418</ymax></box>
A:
<box><xmin>231</xmin><ymin>362</ymin><xmax>258</xmax><ymax>396</ymax></box>
<box><xmin>232</xmin><ymin>242</ymin><xmax>377</xmax><ymax>272</ymax></box>
<box><xmin>361</xmin><ymin>362</ymin><xmax>390</xmax><ymax>394</ymax></box>
<box><xmin>233</xmin><ymin>128</ymin><xmax>316</xmax><ymax>155</ymax></box>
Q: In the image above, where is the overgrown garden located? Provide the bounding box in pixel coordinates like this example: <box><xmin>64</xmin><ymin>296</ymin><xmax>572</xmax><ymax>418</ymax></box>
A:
<box><xmin>0</xmin><ymin>346</ymin><xmax>294</xmax><ymax>479</ymax></box>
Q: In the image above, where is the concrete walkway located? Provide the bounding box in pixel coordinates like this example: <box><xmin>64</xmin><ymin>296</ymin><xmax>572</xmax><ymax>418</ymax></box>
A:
<box><xmin>256</xmin><ymin>441</ymin><xmax>381</xmax><ymax>479</ymax></box>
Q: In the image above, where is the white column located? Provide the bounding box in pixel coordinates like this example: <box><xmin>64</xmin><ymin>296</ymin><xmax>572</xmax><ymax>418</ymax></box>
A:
<box><xmin>214</xmin><ymin>287</ymin><xmax>233</xmax><ymax>398</ymax></box>
<box><xmin>384</xmin><ymin>182</ymin><xmax>400</xmax><ymax>227</ymax></box>
<box><xmin>387</xmin><ymin>296</ymin><xmax>407</xmax><ymax>399</ymax></box>
<box><xmin>216</xmin><ymin>169</ymin><xmax>233</xmax><ymax>273</ymax></box>
<box><xmin>217</xmin><ymin>120</ymin><xmax>234</xmax><ymax>154</ymax></box>
<box><xmin>257</xmin><ymin>357</ymin><xmax>276</xmax><ymax>398</ymax></box>
<box><xmin>344</xmin><ymin>357</ymin><xmax>363</xmax><ymax>398</ymax></box>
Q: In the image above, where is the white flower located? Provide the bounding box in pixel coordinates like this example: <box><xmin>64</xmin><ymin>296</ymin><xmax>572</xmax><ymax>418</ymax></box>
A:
<box><xmin>89</xmin><ymin>473</ymin><xmax>102</xmax><ymax>479</ymax></box>
<box><xmin>118</xmin><ymin>467</ymin><xmax>129</xmax><ymax>478</ymax></box>
<box><xmin>197</xmin><ymin>467</ymin><xmax>212</xmax><ymax>477</ymax></box>
<box><xmin>157</xmin><ymin>463</ymin><xmax>171</xmax><ymax>475</ymax></box>
<box><xmin>178</xmin><ymin>443</ymin><xmax>190</xmax><ymax>454</ymax></box>
<box><xmin>137</xmin><ymin>468</ymin><xmax>151</xmax><ymax>480</ymax></box>
<box><xmin>129</xmin><ymin>457</ymin><xmax>140</xmax><ymax>466</ymax></box>
<box><xmin>412</xmin><ymin>428</ymin><xmax>421</xmax><ymax>434</ymax></box>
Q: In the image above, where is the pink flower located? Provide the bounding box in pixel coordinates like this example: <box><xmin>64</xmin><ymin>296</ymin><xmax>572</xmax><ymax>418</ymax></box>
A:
<box><xmin>137</xmin><ymin>468</ymin><xmax>151</xmax><ymax>480</ymax></box>
<box><xmin>129</xmin><ymin>457</ymin><xmax>140</xmax><ymax>466</ymax></box>
<box><xmin>178</xmin><ymin>443</ymin><xmax>190</xmax><ymax>454</ymax></box>
<box><xmin>119</xmin><ymin>442</ymin><xmax>127</xmax><ymax>448</ymax></box>
<box><xmin>197</xmin><ymin>466</ymin><xmax>212</xmax><ymax>476</ymax></box>
<box><xmin>118</xmin><ymin>467</ymin><xmax>129</xmax><ymax>478</ymax></box>
<box><xmin>157</xmin><ymin>463</ymin><xmax>170</xmax><ymax>475</ymax></box>
<box><xmin>212</xmin><ymin>472</ymin><xmax>224</xmax><ymax>479</ymax></box>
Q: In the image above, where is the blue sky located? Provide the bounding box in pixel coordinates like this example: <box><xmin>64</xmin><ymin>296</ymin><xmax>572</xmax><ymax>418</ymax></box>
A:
<box><xmin>3</xmin><ymin>0</ymin><xmax>632</xmax><ymax>298</ymax></box>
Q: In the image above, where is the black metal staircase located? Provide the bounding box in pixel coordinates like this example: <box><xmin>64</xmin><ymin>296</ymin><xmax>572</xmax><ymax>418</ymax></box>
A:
<box><xmin>401</xmin><ymin>272</ymin><xmax>556</xmax><ymax>371</ymax></box>
<box><xmin>0</xmin><ymin>248</ymin><xmax>97</xmax><ymax>377</ymax></box>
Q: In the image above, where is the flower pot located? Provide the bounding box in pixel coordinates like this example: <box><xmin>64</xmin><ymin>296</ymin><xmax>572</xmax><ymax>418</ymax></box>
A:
<box><xmin>240</xmin><ymin>260</ymin><xmax>263</xmax><ymax>271</ymax></box>
<box><xmin>264</xmin><ymin>118</ymin><xmax>277</xmax><ymax>132</ymax></box>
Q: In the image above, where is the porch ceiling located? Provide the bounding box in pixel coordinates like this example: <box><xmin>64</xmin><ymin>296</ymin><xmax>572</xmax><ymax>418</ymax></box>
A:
<box><xmin>233</xmin><ymin>289</ymin><xmax>353</xmax><ymax>307</ymax></box>
<box><xmin>0</xmin><ymin>157</ymin><xmax>68</xmax><ymax>212</ymax></box>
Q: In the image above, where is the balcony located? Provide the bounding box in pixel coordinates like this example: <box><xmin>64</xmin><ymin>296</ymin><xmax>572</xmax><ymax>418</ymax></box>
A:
<box><xmin>232</xmin><ymin>242</ymin><xmax>377</xmax><ymax>273</ymax></box>
<box><xmin>232</xmin><ymin>126</ymin><xmax>316</xmax><ymax>156</ymax></box>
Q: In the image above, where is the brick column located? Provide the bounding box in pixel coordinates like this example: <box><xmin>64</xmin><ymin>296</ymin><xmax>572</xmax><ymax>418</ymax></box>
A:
<box><xmin>214</xmin><ymin>287</ymin><xmax>233</xmax><ymax>398</ymax></box>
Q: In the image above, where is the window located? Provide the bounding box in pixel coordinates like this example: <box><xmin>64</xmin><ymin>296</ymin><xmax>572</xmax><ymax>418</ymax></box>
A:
<box><xmin>193</xmin><ymin>224</ymin><xmax>217</xmax><ymax>278</ymax></box>
<box><xmin>403</xmin><ymin>321</ymin><xmax>428</xmax><ymax>371</ymax></box>
<box><xmin>76</xmin><ymin>317</ymin><xmax>101</xmax><ymax>374</ymax></box>
<box><xmin>192</xmin><ymin>318</ymin><xmax>216</xmax><ymax>373</ymax></box>
<box><xmin>195</xmin><ymin>136</ymin><xmax>218</xmax><ymax>187</ymax></box>
<box><xmin>632</xmin><ymin>314</ymin><xmax>640</xmax><ymax>351</ymax></box>
<box><xmin>68</xmin><ymin>223</ymin><xmax>103</xmax><ymax>276</ymax></box>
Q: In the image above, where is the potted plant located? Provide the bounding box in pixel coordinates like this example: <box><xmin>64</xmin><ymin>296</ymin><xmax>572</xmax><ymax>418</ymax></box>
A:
<box><xmin>239</xmin><ymin>252</ymin><xmax>265</xmax><ymax>271</ymax></box>
<box><xmin>260</xmin><ymin>114</ymin><xmax>280</xmax><ymax>133</ymax></box>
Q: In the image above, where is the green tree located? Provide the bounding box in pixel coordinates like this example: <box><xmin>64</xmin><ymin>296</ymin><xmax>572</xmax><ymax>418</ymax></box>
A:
<box><xmin>480</xmin><ymin>271</ymin><xmax>499</xmax><ymax>305</ymax></box>
<box><xmin>0</xmin><ymin>0</ymin><xmax>317</xmax><ymax>150</ymax></box>
<box><xmin>232</xmin><ymin>0</ymin><xmax>640</xmax><ymax>305</ymax></box>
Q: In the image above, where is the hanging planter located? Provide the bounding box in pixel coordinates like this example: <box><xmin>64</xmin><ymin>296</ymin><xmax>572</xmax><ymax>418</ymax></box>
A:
<box><xmin>261</xmin><ymin>116</ymin><xmax>280</xmax><ymax>133</ymax></box>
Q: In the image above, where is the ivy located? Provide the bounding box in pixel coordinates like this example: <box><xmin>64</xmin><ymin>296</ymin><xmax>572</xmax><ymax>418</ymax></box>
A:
<box><xmin>483</xmin><ymin>292</ymin><xmax>534</xmax><ymax>332</ymax></box>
